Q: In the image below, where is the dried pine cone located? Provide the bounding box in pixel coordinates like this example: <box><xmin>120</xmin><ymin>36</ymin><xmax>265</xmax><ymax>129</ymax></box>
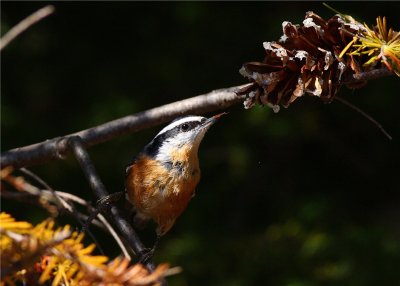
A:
<box><xmin>238</xmin><ymin>11</ymin><xmax>367</xmax><ymax>111</ymax></box>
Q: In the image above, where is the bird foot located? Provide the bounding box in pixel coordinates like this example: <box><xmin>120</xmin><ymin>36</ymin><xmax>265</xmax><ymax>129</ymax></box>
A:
<box><xmin>96</xmin><ymin>191</ymin><xmax>124</xmax><ymax>208</ymax></box>
<box><xmin>81</xmin><ymin>191</ymin><xmax>125</xmax><ymax>233</ymax></box>
<box><xmin>138</xmin><ymin>235</ymin><xmax>161</xmax><ymax>264</ymax></box>
<box><xmin>138</xmin><ymin>247</ymin><xmax>155</xmax><ymax>264</ymax></box>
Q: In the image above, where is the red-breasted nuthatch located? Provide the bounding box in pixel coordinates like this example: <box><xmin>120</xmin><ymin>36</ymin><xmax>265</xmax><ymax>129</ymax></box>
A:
<box><xmin>125</xmin><ymin>113</ymin><xmax>225</xmax><ymax>239</ymax></box>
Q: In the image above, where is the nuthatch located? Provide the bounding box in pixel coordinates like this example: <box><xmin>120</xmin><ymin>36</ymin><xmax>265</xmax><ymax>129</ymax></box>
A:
<box><xmin>125</xmin><ymin>113</ymin><xmax>225</xmax><ymax>241</ymax></box>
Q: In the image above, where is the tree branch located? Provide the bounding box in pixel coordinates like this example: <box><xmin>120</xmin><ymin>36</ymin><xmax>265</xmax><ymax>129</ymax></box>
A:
<box><xmin>345</xmin><ymin>67</ymin><xmax>394</xmax><ymax>83</ymax></box>
<box><xmin>1</xmin><ymin>85</ymin><xmax>249</xmax><ymax>168</ymax></box>
<box><xmin>66</xmin><ymin>137</ymin><xmax>156</xmax><ymax>271</ymax></box>
<box><xmin>0</xmin><ymin>5</ymin><xmax>55</xmax><ymax>50</ymax></box>
<box><xmin>0</xmin><ymin>68</ymin><xmax>394</xmax><ymax>169</ymax></box>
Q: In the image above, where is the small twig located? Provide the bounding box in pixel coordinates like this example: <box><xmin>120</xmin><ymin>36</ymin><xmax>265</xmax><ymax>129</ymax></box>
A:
<box><xmin>0</xmin><ymin>5</ymin><xmax>55</xmax><ymax>50</ymax></box>
<box><xmin>346</xmin><ymin>68</ymin><xmax>394</xmax><ymax>83</ymax></box>
<box><xmin>48</xmin><ymin>192</ymin><xmax>104</xmax><ymax>229</ymax></box>
<box><xmin>1</xmin><ymin>189</ymin><xmax>58</xmax><ymax>215</ymax></box>
<box><xmin>2</xmin><ymin>167</ymin><xmax>106</xmax><ymax>255</ymax></box>
<box><xmin>335</xmin><ymin>96</ymin><xmax>392</xmax><ymax>140</ymax></box>
<box><xmin>0</xmin><ymin>189</ymin><xmax>104</xmax><ymax>229</ymax></box>
<box><xmin>81</xmin><ymin>191</ymin><xmax>124</xmax><ymax>234</ymax></box>
<box><xmin>2</xmin><ymin>183</ymin><xmax>129</xmax><ymax>258</ymax></box>
<box><xmin>1</xmin><ymin>167</ymin><xmax>58</xmax><ymax>214</ymax></box>
<box><xmin>97</xmin><ymin>214</ymin><xmax>132</xmax><ymax>260</ymax></box>
<box><xmin>54</xmin><ymin>190</ymin><xmax>131</xmax><ymax>260</ymax></box>
<box><xmin>49</xmin><ymin>192</ymin><xmax>106</xmax><ymax>256</ymax></box>
<box><xmin>19</xmin><ymin>168</ymin><xmax>65</xmax><ymax>210</ymax></box>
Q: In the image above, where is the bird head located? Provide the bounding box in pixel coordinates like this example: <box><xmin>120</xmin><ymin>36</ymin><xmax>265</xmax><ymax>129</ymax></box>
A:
<box><xmin>144</xmin><ymin>113</ymin><xmax>226</xmax><ymax>161</ymax></box>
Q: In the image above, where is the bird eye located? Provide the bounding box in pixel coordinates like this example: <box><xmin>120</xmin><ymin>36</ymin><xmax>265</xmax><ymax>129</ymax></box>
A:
<box><xmin>181</xmin><ymin>123</ymin><xmax>190</xmax><ymax>131</ymax></box>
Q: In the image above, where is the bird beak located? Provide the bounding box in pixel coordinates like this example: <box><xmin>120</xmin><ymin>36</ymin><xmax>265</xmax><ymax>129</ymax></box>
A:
<box><xmin>202</xmin><ymin>112</ymin><xmax>228</xmax><ymax>127</ymax></box>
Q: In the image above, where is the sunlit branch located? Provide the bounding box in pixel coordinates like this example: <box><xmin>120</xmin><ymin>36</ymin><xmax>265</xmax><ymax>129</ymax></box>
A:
<box><xmin>0</xmin><ymin>68</ymin><xmax>394</xmax><ymax>169</ymax></box>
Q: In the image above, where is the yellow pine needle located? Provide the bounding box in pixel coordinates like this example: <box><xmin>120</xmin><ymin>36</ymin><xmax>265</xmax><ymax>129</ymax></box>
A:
<box><xmin>377</xmin><ymin>17</ymin><xmax>387</xmax><ymax>41</ymax></box>
<box><xmin>339</xmin><ymin>37</ymin><xmax>358</xmax><ymax>58</ymax></box>
<box><xmin>322</xmin><ymin>2</ymin><xmax>357</xmax><ymax>23</ymax></box>
<box><xmin>2</xmin><ymin>213</ymin><xmax>111</xmax><ymax>285</ymax></box>
<box><xmin>39</xmin><ymin>256</ymin><xmax>58</xmax><ymax>284</ymax></box>
<box><xmin>343</xmin><ymin>16</ymin><xmax>400</xmax><ymax>75</ymax></box>
<box><xmin>52</xmin><ymin>263</ymin><xmax>65</xmax><ymax>286</ymax></box>
<box><xmin>66</xmin><ymin>263</ymin><xmax>79</xmax><ymax>280</ymax></box>
<box><xmin>2</xmin><ymin>205</ymin><xmax>175</xmax><ymax>284</ymax></box>
<box><xmin>74</xmin><ymin>232</ymin><xmax>84</xmax><ymax>244</ymax></box>
<box><xmin>108</xmin><ymin>257</ymin><xmax>130</xmax><ymax>277</ymax></box>
<box><xmin>80</xmin><ymin>254</ymin><xmax>108</xmax><ymax>266</ymax></box>
<box><xmin>0</xmin><ymin>213</ymin><xmax>33</xmax><ymax>231</ymax></box>
<box><xmin>79</xmin><ymin>243</ymin><xmax>96</xmax><ymax>255</ymax></box>
<box><xmin>386</xmin><ymin>49</ymin><xmax>400</xmax><ymax>64</ymax></box>
<box><xmin>387</xmin><ymin>30</ymin><xmax>400</xmax><ymax>45</ymax></box>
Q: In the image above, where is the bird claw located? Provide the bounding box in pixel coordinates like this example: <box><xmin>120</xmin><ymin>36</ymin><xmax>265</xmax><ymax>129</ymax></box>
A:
<box><xmin>81</xmin><ymin>191</ymin><xmax>125</xmax><ymax>233</ymax></box>
<box><xmin>138</xmin><ymin>247</ymin><xmax>155</xmax><ymax>264</ymax></box>
<box><xmin>138</xmin><ymin>235</ymin><xmax>161</xmax><ymax>264</ymax></box>
<box><xmin>96</xmin><ymin>191</ymin><xmax>124</xmax><ymax>208</ymax></box>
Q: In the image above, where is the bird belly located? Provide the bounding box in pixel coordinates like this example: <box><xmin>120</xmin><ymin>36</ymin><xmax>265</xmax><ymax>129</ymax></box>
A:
<box><xmin>126</xmin><ymin>156</ymin><xmax>200</xmax><ymax>235</ymax></box>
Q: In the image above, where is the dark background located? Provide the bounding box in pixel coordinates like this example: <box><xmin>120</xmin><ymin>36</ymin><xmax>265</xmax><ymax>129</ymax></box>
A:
<box><xmin>2</xmin><ymin>2</ymin><xmax>400</xmax><ymax>285</ymax></box>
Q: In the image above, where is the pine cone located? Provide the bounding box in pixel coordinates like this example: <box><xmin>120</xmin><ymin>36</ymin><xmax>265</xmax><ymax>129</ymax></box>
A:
<box><xmin>238</xmin><ymin>11</ymin><xmax>367</xmax><ymax>111</ymax></box>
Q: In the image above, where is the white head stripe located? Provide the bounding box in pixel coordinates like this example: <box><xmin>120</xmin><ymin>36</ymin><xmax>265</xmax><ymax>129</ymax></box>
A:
<box><xmin>156</xmin><ymin>116</ymin><xmax>205</xmax><ymax>136</ymax></box>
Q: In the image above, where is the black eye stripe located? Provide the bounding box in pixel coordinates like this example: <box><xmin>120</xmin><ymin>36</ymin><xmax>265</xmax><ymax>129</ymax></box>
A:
<box><xmin>180</xmin><ymin>121</ymin><xmax>200</xmax><ymax>131</ymax></box>
<box><xmin>144</xmin><ymin>119</ymin><xmax>203</xmax><ymax>157</ymax></box>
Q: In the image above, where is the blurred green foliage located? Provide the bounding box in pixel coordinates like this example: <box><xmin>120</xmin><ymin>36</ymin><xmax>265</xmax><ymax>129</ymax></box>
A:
<box><xmin>1</xmin><ymin>2</ymin><xmax>400</xmax><ymax>285</ymax></box>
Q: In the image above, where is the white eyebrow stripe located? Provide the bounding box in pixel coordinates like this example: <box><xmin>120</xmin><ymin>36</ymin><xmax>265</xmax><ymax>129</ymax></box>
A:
<box><xmin>156</xmin><ymin>116</ymin><xmax>205</xmax><ymax>136</ymax></box>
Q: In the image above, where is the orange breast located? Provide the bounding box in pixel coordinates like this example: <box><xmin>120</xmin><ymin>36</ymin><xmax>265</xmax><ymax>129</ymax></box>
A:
<box><xmin>126</xmin><ymin>153</ymin><xmax>201</xmax><ymax>235</ymax></box>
